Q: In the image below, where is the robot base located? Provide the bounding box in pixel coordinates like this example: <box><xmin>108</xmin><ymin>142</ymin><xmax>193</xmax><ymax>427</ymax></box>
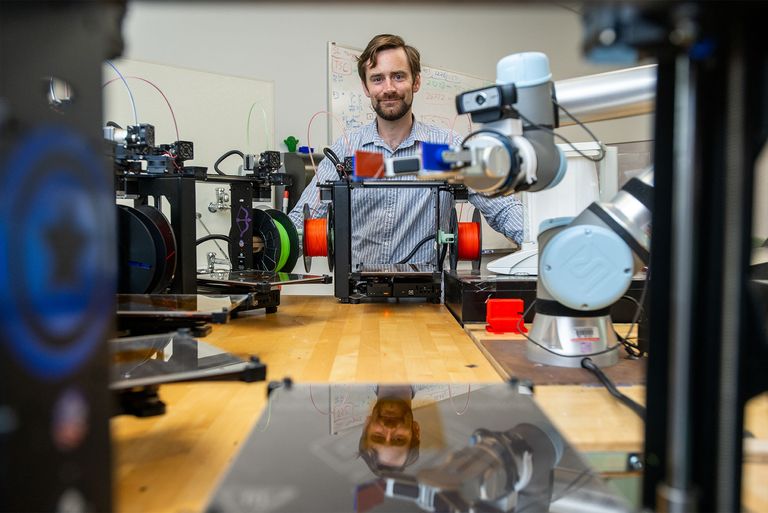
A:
<box><xmin>526</xmin><ymin>313</ymin><xmax>620</xmax><ymax>368</ymax></box>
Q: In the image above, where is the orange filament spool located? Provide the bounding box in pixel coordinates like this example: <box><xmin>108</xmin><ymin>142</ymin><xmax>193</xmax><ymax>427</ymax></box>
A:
<box><xmin>457</xmin><ymin>222</ymin><xmax>481</xmax><ymax>261</ymax></box>
<box><xmin>303</xmin><ymin>218</ymin><xmax>328</xmax><ymax>256</ymax></box>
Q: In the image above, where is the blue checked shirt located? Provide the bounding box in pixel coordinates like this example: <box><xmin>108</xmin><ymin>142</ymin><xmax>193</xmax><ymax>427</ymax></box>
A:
<box><xmin>288</xmin><ymin>119</ymin><xmax>523</xmax><ymax>266</ymax></box>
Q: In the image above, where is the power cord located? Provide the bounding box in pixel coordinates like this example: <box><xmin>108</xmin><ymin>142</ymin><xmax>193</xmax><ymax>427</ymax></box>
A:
<box><xmin>397</xmin><ymin>234</ymin><xmax>435</xmax><ymax>265</ymax></box>
<box><xmin>213</xmin><ymin>149</ymin><xmax>244</xmax><ymax>175</ymax></box>
<box><xmin>581</xmin><ymin>357</ymin><xmax>646</xmax><ymax>421</ymax></box>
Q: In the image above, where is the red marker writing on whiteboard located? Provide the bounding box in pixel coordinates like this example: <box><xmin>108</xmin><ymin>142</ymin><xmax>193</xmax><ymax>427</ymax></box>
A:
<box><xmin>282</xmin><ymin>190</ymin><xmax>289</xmax><ymax>214</ymax></box>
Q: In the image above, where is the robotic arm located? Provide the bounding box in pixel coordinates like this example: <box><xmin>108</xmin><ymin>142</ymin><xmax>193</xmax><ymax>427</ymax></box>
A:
<box><xmin>356</xmin><ymin>52</ymin><xmax>653</xmax><ymax>367</ymax></box>
<box><xmin>441</xmin><ymin>53</ymin><xmax>652</xmax><ymax>367</ymax></box>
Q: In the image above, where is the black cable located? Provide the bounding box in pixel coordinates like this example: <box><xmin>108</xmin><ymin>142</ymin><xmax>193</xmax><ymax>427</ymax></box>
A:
<box><xmin>515</xmin><ymin>109</ymin><xmax>606</xmax><ymax>163</ymax></box>
<box><xmin>438</xmin><ymin>243</ymin><xmax>448</xmax><ymax>269</ymax></box>
<box><xmin>553</xmin><ymin>99</ymin><xmax>605</xmax><ymax>153</ymax></box>
<box><xmin>195</xmin><ymin>234</ymin><xmax>232</xmax><ymax>246</ymax></box>
<box><xmin>614</xmin><ymin>295</ymin><xmax>644</xmax><ymax>358</ymax></box>
<box><xmin>581</xmin><ymin>357</ymin><xmax>646</xmax><ymax>421</ymax></box>
<box><xmin>323</xmin><ymin>147</ymin><xmax>347</xmax><ymax>179</ymax></box>
<box><xmin>397</xmin><ymin>234</ymin><xmax>435</xmax><ymax>265</ymax></box>
<box><xmin>213</xmin><ymin>149</ymin><xmax>244</xmax><ymax>176</ymax></box>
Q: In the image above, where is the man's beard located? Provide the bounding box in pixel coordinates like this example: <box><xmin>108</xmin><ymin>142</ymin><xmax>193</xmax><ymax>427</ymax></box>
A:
<box><xmin>373</xmin><ymin>95</ymin><xmax>412</xmax><ymax>121</ymax></box>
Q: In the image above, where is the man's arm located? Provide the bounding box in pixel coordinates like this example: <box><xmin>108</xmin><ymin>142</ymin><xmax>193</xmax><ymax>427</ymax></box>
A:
<box><xmin>467</xmin><ymin>192</ymin><xmax>524</xmax><ymax>245</ymax></box>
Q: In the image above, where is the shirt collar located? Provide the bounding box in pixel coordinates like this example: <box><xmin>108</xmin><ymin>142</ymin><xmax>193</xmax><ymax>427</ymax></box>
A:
<box><xmin>363</xmin><ymin>116</ymin><xmax>429</xmax><ymax>151</ymax></box>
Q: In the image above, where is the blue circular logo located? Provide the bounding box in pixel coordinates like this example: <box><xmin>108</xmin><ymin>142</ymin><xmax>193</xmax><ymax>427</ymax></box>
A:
<box><xmin>0</xmin><ymin>126</ymin><xmax>115</xmax><ymax>380</ymax></box>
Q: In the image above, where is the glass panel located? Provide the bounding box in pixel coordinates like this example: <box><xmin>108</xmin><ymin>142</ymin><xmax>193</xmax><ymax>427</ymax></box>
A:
<box><xmin>109</xmin><ymin>332</ymin><xmax>247</xmax><ymax>389</ymax></box>
<box><xmin>116</xmin><ymin>294</ymin><xmax>248</xmax><ymax>318</ymax></box>
<box><xmin>210</xmin><ymin>383</ymin><xmax>633</xmax><ymax>513</ymax></box>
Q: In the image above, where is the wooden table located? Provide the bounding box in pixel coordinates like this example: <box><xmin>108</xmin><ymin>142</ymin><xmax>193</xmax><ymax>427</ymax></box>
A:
<box><xmin>465</xmin><ymin>322</ymin><xmax>768</xmax><ymax>512</ymax></box>
<box><xmin>112</xmin><ymin>296</ymin><xmax>768</xmax><ymax>513</ymax></box>
<box><xmin>112</xmin><ymin>296</ymin><xmax>502</xmax><ymax>513</ymax></box>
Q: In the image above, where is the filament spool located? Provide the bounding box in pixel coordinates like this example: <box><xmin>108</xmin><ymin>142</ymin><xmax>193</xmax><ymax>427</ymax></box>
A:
<box><xmin>452</xmin><ymin>208</ymin><xmax>483</xmax><ymax>269</ymax></box>
<box><xmin>302</xmin><ymin>203</ymin><xmax>335</xmax><ymax>272</ymax></box>
<box><xmin>117</xmin><ymin>204</ymin><xmax>177</xmax><ymax>293</ymax></box>
<box><xmin>265</xmin><ymin>208</ymin><xmax>299</xmax><ymax>273</ymax></box>
<box><xmin>252</xmin><ymin>208</ymin><xmax>299</xmax><ymax>272</ymax></box>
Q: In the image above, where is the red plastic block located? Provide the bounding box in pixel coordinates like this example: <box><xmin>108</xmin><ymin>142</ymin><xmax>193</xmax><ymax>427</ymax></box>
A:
<box><xmin>354</xmin><ymin>150</ymin><xmax>385</xmax><ymax>178</ymax></box>
<box><xmin>485</xmin><ymin>298</ymin><xmax>528</xmax><ymax>334</ymax></box>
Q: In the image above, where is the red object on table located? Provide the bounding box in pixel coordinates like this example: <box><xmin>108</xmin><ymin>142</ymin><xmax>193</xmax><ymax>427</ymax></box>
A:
<box><xmin>485</xmin><ymin>298</ymin><xmax>528</xmax><ymax>334</ymax></box>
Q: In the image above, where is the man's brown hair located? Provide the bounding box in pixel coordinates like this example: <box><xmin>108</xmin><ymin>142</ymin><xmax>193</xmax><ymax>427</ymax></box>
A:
<box><xmin>357</xmin><ymin>34</ymin><xmax>421</xmax><ymax>83</ymax></box>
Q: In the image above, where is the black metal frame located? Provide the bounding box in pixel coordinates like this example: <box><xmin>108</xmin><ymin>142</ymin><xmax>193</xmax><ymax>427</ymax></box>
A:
<box><xmin>0</xmin><ymin>2</ymin><xmax>126</xmax><ymax>511</ymax></box>
<box><xmin>585</xmin><ymin>4</ymin><xmax>768</xmax><ymax>511</ymax></box>
<box><xmin>318</xmin><ymin>180</ymin><xmax>466</xmax><ymax>303</ymax></box>
<box><xmin>122</xmin><ymin>174</ymin><xmax>199</xmax><ymax>294</ymax></box>
<box><xmin>204</xmin><ymin>175</ymin><xmax>256</xmax><ymax>271</ymax></box>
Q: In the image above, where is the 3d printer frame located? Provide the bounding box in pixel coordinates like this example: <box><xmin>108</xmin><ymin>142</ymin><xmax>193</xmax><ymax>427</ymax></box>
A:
<box><xmin>318</xmin><ymin>180</ymin><xmax>467</xmax><ymax>303</ymax></box>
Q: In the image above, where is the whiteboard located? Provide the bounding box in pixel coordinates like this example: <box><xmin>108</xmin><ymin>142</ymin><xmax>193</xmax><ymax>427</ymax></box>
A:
<box><xmin>103</xmin><ymin>58</ymin><xmax>275</xmax><ymax>269</ymax></box>
<box><xmin>328</xmin><ymin>42</ymin><xmax>492</xmax><ymax>143</ymax></box>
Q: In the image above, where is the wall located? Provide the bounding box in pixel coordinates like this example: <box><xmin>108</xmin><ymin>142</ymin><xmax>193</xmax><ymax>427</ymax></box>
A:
<box><xmin>121</xmin><ymin>1</ymin><xmax>655</xmax><ymax>294</ymax></box>
<box><xmin>122</xmin><ymin>2</ymin><xmax>653</xmax><ymax>148</ymax></box>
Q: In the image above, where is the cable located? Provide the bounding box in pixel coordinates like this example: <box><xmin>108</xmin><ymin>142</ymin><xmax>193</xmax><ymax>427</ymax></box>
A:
<box><xmin>309</xmin><ymin>384</ymin><xmax>329</xmax><ymax>415</ymax></box>
<box><xmin>195</xmin><ymin>234</ymin><xmax>232</xmax><ymax>246</ymax></box>
<box><xmin>305</xmin><ymin>110</ymin><xmax>350</xmax><ymax>175</ymax></box>
<box><xmin>196</xmin><ymin>213</ymin><xmax>230</xmax><ymax>263</ymax></box>
<box><xmin>614</xmin><ymin>295</ymin><xmax>643</xmax><ymax>358</ymax></box>
<box><xmin>213</xmin><ymin>150</ymin><xmax>244</xmax><ymax>176</ymax></box>
<box><xmin>516</xmin><ymin>300</ymin><xmax>623</xmax><ymax>359</ymax></box>
<box><xmin>105</xmin><ymin>60</ymin><xmax>138</xmax><ymax>126</ymax></box>
<box><xmin>448</xmin><ymin>113</ymin><xmax>473</xmax><ymax>144</ymax></box>
<box><xmin>516</xmin><ymin>108</ymin><xmax>606</xmax><ymax>163</ymax></box>
<box><xmin>246</xmin><ymin>102</ymin><xmax>271</xmax><ymax>151</ymax></box>
<box><xmin>103</xmin><ymin>76</ymin><xmax>181</xmax><ymax>142</ymax></box>
<box><xmin>581</xmin><ymin>357</ymin><xmax>646</xmax><ymax>421</ymax></box>
<box><xmin>447</xmin><ymin>384</ymin><xmax>471</xmax><ymax>415</ymax></box>
<box><xmin>397</xmin><ymin>234</ymin><xmax>434</xmax><ymax>265</ymax></box>
<box><xmin>553</xmin><ymin>99</ymin><xmax>604</xmax><ymax>153</ymax></box>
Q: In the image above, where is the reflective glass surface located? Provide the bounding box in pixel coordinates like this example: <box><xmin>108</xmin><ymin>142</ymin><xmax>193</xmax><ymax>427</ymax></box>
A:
<box><xmin>209</xmin><ymin>383</ymin><xmax>632</xmax><ymax>513</ymax></box>
<box><xmin>197</xmin><ymin>271</ymin><xmax>327</xmax><ymax>287</ymax></box>
<box><xmin>116</xmin><ymin>294</ymin><xmax>248</xmax><ymax>318</ymax></box>
<box><xmin>109</xmin><ymin>332</ymin><xmax>247</xmax><ymax>389</ymax></box>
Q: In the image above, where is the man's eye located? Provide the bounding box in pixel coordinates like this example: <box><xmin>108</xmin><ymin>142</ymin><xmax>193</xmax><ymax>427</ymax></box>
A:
<box><xmin>371</xmin><ymin>76</ymin><xmax>383</xmax><ymax>83</ymax></box>
<box><xmin>394</xmin><ymin>73</ymin><xmax>405</xmax><ymax>81</ymax></box>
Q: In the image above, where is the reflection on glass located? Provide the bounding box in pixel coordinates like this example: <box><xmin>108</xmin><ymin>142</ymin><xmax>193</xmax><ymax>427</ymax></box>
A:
<box><xmin>210</xmin><ymin>383</ymin><xmax>632</xmax><ymax>513</ymax></box>
<box><xmin>109</xmin><ymin>332</ymin><xmax>246</xmax><ymax>389</ymax></box>
<box><xmin>196</xmin><ymin>271</ymin><xmax>327</xmax><ymax>286</ymax></box>
<box><xmin>359</xmin><ymin>385</ymin><xmax>421</xmax><ymax>472</ymax></box>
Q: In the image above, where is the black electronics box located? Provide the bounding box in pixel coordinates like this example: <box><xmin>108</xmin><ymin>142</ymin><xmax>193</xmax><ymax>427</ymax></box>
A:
<box><xmin>444</xmin><ymin>270</ymin><xmax>648</xmax><ymax>325</ymax></box>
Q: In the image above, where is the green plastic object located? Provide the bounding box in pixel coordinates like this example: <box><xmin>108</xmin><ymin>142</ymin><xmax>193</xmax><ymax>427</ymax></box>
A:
<box><xmin>437</xmin><ymin>230</ymin><xmax>455</xmax><ymax>245</ymax></box>
<box><xmin>284</xmin><ymin>135</ymin><xmax>299</xmax><ymax>152</ymax></box>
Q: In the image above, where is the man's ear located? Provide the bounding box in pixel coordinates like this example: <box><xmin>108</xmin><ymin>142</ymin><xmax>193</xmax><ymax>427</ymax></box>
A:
<box><xmin>362</xmin><ymin>80</ymin><xmax>371</xmax><ymax>98</ymax></box>
<box><xmin>412</xmin><ymin>421</ymin><xmax>421</xmax><ymax>442</ymax></box>
<box><xmin>412</xmin><ymin>73</ymin><xmax>421</xmax><ymax>94</ymax></box>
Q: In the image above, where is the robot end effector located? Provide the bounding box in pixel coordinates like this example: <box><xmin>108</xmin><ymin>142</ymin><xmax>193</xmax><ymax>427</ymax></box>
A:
<box><xmin>435</xmin><ymin>52</ymin><xmax>568</xmax><ymax>197</ymax></box>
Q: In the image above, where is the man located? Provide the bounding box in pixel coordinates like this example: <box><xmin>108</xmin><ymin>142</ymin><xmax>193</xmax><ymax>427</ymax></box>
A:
<box><xmin>289</xmin><ymin>34</ymin><xmax>523</xmax><ymax>266</ymax></box>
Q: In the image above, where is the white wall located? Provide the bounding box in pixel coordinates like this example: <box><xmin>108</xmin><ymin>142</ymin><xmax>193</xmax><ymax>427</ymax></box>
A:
<box><xmin>122</xmin><ymin>2</ymin><xmax>653</xmax><ymax>148</ymax></box>
<box><xmin>121</xmin><ymin>1</ymin><xmax>654</xmax><ymax>294</ymax></box>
